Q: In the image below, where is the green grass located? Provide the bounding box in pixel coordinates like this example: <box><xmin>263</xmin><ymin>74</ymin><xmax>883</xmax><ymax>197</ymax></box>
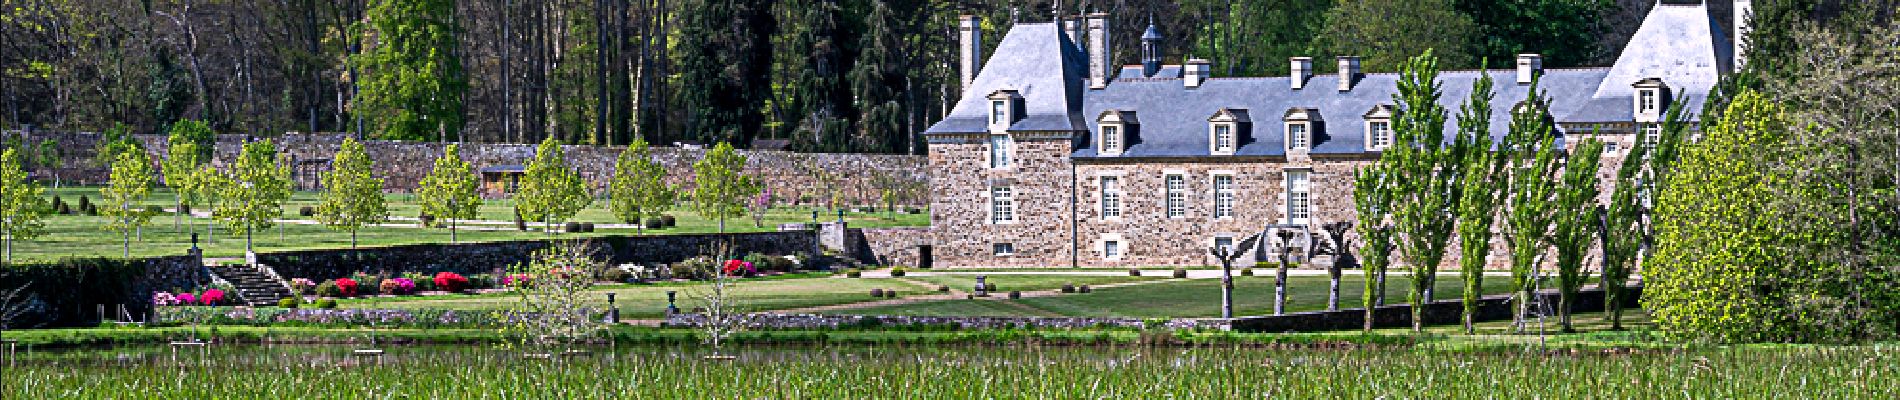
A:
<box><xmin>835</xmin><ymin>275</ymin><xmax>1515</xmax><ymax>318</ymax></box>
<box><xmin>3</xmin><ymin>341</ymin><xmax>1892</xmax><ymax>397</ymax></box>
<box><xmin>901</xmin><ymin>274</ymin><xmax>1162</xmax><ymax>292</ymax></box>
<box><xmin>342</xmin><ymin>276</ymin><xmax>925</xmax><ymax>319</ymax></box>
<box><xmin>13</xmin><ymin>187</ymin><xmax>926</xmax><ymax>262</ymax></box>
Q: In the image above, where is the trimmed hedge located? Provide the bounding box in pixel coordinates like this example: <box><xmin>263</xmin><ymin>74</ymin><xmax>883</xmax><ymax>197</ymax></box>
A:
<box><xmin>0</xmin><ymin>258</ymin><xmax>183</xmax><ymax>328</ymax></box>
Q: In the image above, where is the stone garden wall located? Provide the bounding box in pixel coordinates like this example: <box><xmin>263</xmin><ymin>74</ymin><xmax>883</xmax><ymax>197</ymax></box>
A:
<box><xmin>0</xmin><ymin>254</ymin><xmax>207</xmax><ymax>328</ymax></box>
<box><xmin>858</xmin><ymin>227</ymin><xmax>932</xmax><ymax>267</ymax></box>
<box><xmin>2</xmin><ymin>130</ymin><xmax>927</xmax><ymax>206</ymax></box>
<box><xmin>258</xmin><ymin>231</ymin><xmax>818</xmax><ymax>281</ymax></box>
<box><xmin>1228</xmin><ymin>286</ymin><xmax>1641</xmax><ymax>333</ymax></box>
<box><xmin>664</xmin><ymin>313</ymin><xmax>1222</xmax><ymax>331</ymax></box>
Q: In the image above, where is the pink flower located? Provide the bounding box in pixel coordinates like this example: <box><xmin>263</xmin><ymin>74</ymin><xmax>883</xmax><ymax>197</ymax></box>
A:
<box><xmin>200</xmin><ymin>289</ymin><xmax>225</xmax><ymax>305</ymax></box>
<box><xmin>177</xmin><ymin>292</ymin><xmax>197</xmax><ymax>305</ymax></box>
<box><xmin>152</xmin><ymin>292</ymin><xmax>178</xmax><ymax>306</ymax></box>
<box><xmin>722</xmin><ymin>260</ymin><xmax>756</xmax><ymax>276</ymax></box>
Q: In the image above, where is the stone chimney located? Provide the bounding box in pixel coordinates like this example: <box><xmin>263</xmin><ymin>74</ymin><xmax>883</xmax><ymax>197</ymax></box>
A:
<box><xmin>1735</xmin><ymin>0</ymin><xmax>1754</xmax><ymax>68</ymax></box>
<box><xmin>1516</xmin><ymin>54</ymin><xmax>1543</xmax><ymax>85</ymax></box>
<box><xmin>1291</xmin><ymin>57</ymin><xmax>1313</xmax><ymax>90</ymax></box>
<box><xmin>959</xmin><ymin>15</ymin><xmax>983</xmax><ymax>89</ymax></box>
<box><xmin>1185</xmin><ymin>59</ymin><xmax>1211</xmax><ymax>89</ymax></box>
<box><xmin>1087</xmin><ymin>13</ymin><xmax>1111</xmax><ymax>89</ymax></box>
<box><xmin>1337</xmin><ymin>56</ymin><xmax>1361</xmax><ymax>92</ymax></box>
<box><xmin>1064</xmin><ymin>17</ymin><xmax>1085</xmax><ymax>53</ymax></box>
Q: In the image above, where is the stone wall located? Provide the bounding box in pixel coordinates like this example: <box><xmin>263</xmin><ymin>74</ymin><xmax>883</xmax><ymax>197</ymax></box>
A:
<box><xmin>259</xmin><ymin>231</ymin><xmax>817</xmax><ymax>281</ymax></box>
<box><xmin>3</xmin><ymin>130</ymin><xmax>926</xmax><ymax>206</ymax></box>
<box><xmin>664</xmin><ymin>313</ymin><xmax>1219</xmax><ymax>331</ymax></box>
<box><xmin>0</xmin><ymin>254</ymin><xmax>206</xmax><ymax>328</ymax></box>
<box><xmin>1229</xmin><ymin>286</ymin><xmax>1641</xmax><ymax>333</ymax></box>
<box><xmin>927</xmin><ymin>135</ymin><xmax>1078</xmax><ymax>267</ymax></box>
<box><xmin>858</xmin><ymin>227</ymin><xmax>932</xmax><ymax>267</ymax></box>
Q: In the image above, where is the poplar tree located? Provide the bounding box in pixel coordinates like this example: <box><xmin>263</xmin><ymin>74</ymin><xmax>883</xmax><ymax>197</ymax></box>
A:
<box><xmin>214</xmin><ymin>140</ymin><xmax>291</xmax><ymax>258</ymax></box>
<box><xmin>516</xmin><ymin>136</ymin><xmax>592</xmax><ymax>235</ymax></box>
<box><xmin>1551</xmin><ymin>138</ymin><xmax>1605</xmax><ymax>332</ymax></box>
<box><xmin>316</xmin><ymin>138</ymin><xmax>388</xmax><ymax>248</ymax></box>
<box><xmin>102</xmin><ymin>150</ymin><xmax>156</xmax><ymax>258</ymax></box>
<box><xmin>1353</xmin><ymin>166</ymin><xmax>1394</xmax><ymax>332</ymax></box>
<box><xmin>1453</xmin><ymin>71</ymin><xmax>1503</xmax><ymax>334</ymax></box>
<box><xmin>1601</xmin><ymin>104</ymin><xmax>1688</xmax><ymax>330</ymax></box>
<box><xmin>1385</xmin><ymin>50</ymin><xmax>1462</xmax><ymax>333</ymax></box>
<box><xmin>691</xmin><ymin>142</ymin><xmax>759</xmax><ymax>233</ymax></box>
<box><xmin>1500</xmin><ymin>80</ymin><xmax>1562</xmax><ymax>332</ymax></box>
<box><xmin>609</xmin><ymin>137</ymin><xmax>675</xmax><ymax>234</ymax></box>
<box><xmin>417</xmin><ymin>144</ymin><xmax>482</xmax><ymax>243</ymax></box>
<box><xmin>0</xmin><ymin>149</ymin><xmax>48</xmax><ymax>265</ymax></box>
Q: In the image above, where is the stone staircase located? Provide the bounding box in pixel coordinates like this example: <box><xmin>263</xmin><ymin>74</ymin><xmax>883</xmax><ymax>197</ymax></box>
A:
<box><xmin>209</xmin><ymin>265</ymin><xmax>294</xmax><ymax>307</ymax></box>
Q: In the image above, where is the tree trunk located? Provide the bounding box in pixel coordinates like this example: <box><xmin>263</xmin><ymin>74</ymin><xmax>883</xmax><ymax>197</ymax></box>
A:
<box><xmin>1274</xmin><ymin>256</ymin><xmax>1289</xmax><ymax>315</ymax></box>
<box><xmin>351</xmin><ymin>229</ymin><xmax>358</xmax><ymax>248</ymax></box>
<box><xmin>175</xmin><ymin>198</ymin><xmax>183</xmax><ymax>231</ymax></box>
<box><xmin>1559</xmin><ymin>289</ymin><xmax>1575</xmax><ymax>333</ymax></box>
<box><xmin>1219</xmin><ymin>262</ymin><xmax>1234</xmax><ymax>319</ymax></box>
<box><xmin>1376</xmin><ymin>269</ymin><xmax>1387</xmax><ymax>306</ymax></box>
<box><xmin>450</xmin><ymin>217</ymin><xmax>458</xmax><ymax>243</ymax></box>
<box><xmin>1327</xmin><ymin>268</ymin><xmax>1341</xmax><ymax>311</ymax></box>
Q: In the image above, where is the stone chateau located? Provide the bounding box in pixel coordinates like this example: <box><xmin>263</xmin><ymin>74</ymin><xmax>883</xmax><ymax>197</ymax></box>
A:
<box><xmin>922</xmin><ymin>1</ymin><xmax>1750</xmax><ymax>268</ymax></box>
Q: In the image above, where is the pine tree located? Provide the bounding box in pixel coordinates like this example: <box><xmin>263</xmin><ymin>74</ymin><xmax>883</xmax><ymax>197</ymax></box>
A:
<box><xmin>416</xmin><ymin>144</ymin><xmax>482</xmax><ymax>243</ymax></box>
<box><xmin>315</xmin><ymin>138</ymin><xmax>388</xmax><ymax>248</ymax></box>
<box><xmin>674</xmin><ymin>0</ymin><xmax>775</xmax><ymax>146</ymax></box>
<box><xmin>691</xmin><ymin>142</ymin><xmax>759</xmax><ymax>233</ymax></box>
<box><xmin>849</xmin><ymin>0</ymin><xmax>905</xmax><ymax>153</ymax></box>
<box><xmin>102</xmin><ymin>150</ymin><xmax>156</xmax><ymax>258</ymax></box>
<box><xmin>0</xmin><ymin>149</ymin><xmax>48</xmax><ymax>265</ymax></box>
<box><xmin>516</xmin><ymin>136</ymin><xmax>592</xmax><ymax>234</ymax></box>
<box><xmin>609</xmin><ymin>138</ymin><xmax>676</xmax><ymax>234</ymax></box>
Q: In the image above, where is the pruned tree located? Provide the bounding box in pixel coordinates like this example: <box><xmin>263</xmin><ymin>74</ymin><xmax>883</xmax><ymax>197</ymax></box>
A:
<box><xmin>516</xmin><ymin>136</ymin><xmax>592</xmax><ymax>235</ymax></box>
<box><xmin>0</xmin><ymin>149</ymin><xmax>48</xmax><ymax>265</ymax></box>
<box><xmin>503</xmin><ymin>241</ymin><xmax>609</xmax><ymax>349</ymax></box>
<box><xmin>1500</xmin><ymin>79</ymin><xmax>1562</xmax><ymax>333</ymax></box>
<box><xmin>1452</xmin><ymin>68</ymin><xmax>1503</xmax><ymax>334</ymax></box>
<box><xmin>1208</xmin><ymin>232</ymin><xmax>1263</xmax><ymax>319</ymax></box>
<box><xmin>417</xmin><ymin>144</ymin><xmax>482</xmax><ymax>243</ymax></box>
<box><xmin>1318</xmin><ymin>221</ymin><xmax>1354</xmax><ymax>312</ymax></box>
<box><xmin>1385</xmin><ymin>50</ymin><xmax>1463</xmax><ymax>333</ymax></box>
<box><xmin>30</xmin><ymin>138</ymin><xmax>61</xmax><ymax>189</ymax></box>
<box><xmin>1551</xmin><ymin>138</ymin><xmax>1605</xmax><ymax>332</ymax></box>
<box><xmin>687</xmin><ymin>240</ymin><xmax>753</xmax><ymax>353</ymax></box>
<box><xmin>213</xmin><ymin>140</ymin><xmax>291</xmax><ymax>258</ymax></box>
<box><xmin>691</xmin><ymin>142</ymin><xmax>760</xmax><ymax>233</ymax></box>
<box><xmin>609</xmin><ymin>137</ymin><xmax>675</xmax><ymax>234</ymax></box>
<box><xmin>1353</xmin><ymin>165</ymin><xmax>1395</xmax><ymax>332</ymax></box>
<box><xmin>188</xmin><ymin>164</ymin><xmax>231</xmax><ymax>239</ymax></box>
<box><xmin>162</xmin><ymin>137</ymin><xmax>208</xmax><ymax>232</ymax></box>
<box><xmin>102</xmin><ymin>149</ymin><xmax>156</xmax><ymax>258</ymax></box>
<box><xmin>315</xmin><ymin>137</ymin><xmax>388</xmax><ymax>248</ymax></box>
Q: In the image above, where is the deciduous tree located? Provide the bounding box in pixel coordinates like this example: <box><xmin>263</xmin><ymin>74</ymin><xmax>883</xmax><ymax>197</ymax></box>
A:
<box><xmin>0</xmin><ymin>149</ymin><xmax>48</xmax><ymax>265</ymax></box>
<box><xmin>102</xmin><ymin>150</ymin><xmax>155</xmax><ymax>258</ymax></box>
<box><xmin>690</xmin><ymin>142</ymin><xmax>759</xmax><ymax>233</ymax></box>
<box><xmin>417</xmin><ymin>144</ymin><xmax>482</xmax><ymax>242</ymax></box>
<box><xmin>315</xmin><ymin>138</ymin><xmax>388</xmax><ymax>248</ymax></box>
<box><xmin>353</xmin><ymin>0</ymin><xmax>467</xmax><ymax>141</ymax></box>
<box><xmin>1453</xmin><ymin>70</ymin><xmax>1503</xmax><ymax>334</ymax></box>
<box><xmin>1385</xmin><ymin>50</ymin><xmax>1462</xmax><ymax>333</ymax></box>
<box><xmin>1550</xmin><ymin>138</ymin><xmax>1604</xmax><ymax>332</ymax></box>
<box><xmin>609</xmin><ymin>137</ymin><xmax>675</xmax><ymax>234</ymax></box>
<box><xmin>1500</xmin><ymin>79</ymin><xmax>1562</xmax><ymax>332</ymax></box>
<box><xmin>213</xmin><ymin>140</ymin><xmax>291</xmax><ymax>258</ymax></box>
<box><xmin>1353</xmin><ymin>166</ymin><xmax>1394</xmax><ymax>332</ymax></box>
<box><xmin>516</xmin><ymin>136</ymin><xmax>592</xmax><ymax>234</ymax></box>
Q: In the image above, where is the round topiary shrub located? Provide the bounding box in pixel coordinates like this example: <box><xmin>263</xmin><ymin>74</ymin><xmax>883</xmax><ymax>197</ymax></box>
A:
<box><xmin>644</xmin><ymin>218</ymin><xmax>664</xmax><ymax>230</ymax></box>
<box><xmin>277</xmin><ymin>297</ymin><xmax>301</xmax><ymax>308</ymax></box>
<box><xmin>434</xmin><ymin>272</ymin><xmax>470</xmax><ymax>293</ymax></box>
<box><xmin>884</xmin><ymin>290</ymin><xmax>897</xmax><ymax>298</ymax></box>
<box><xmin>144</xmin><ymin>205</ymin><xmax>164</xmax><ymax>215</ymax></box>
<box><xmin>580</xmin><ymin>222</ymin><xmax>595</xmax><ymax>233</ymax></box>
<box><xmin>870</xmin><ymin>288</ymin><xmax>885</xmax><ymax>297</ymax></box>
<box><xmin>298</xmin><ymin>206</ymin><xmax>315</xmax><ymax>217</ymax></box>
<box><xmin>315</xmin><ymin>280</ymin><xmax>343</xmax><ymax>298</ymax></box>
<box><xmin>661</xmin><ymin>215</ymin><xmax>676</xmax><ymax>227</ymax></box>
<box><xmin>889</xmin><ymin>267</ymin><xmax>906</xmax><ymax>277</ymax></box>
<box><xmin>1008</xmin><ymin>291</ymin><xmax>1021</xmax><ymax>299</ymax></box>
<box><xmin>76</xmin><ymin>195</ymin><xmax>92</xmax><ymax>215</ymax></box>
<box><xmin>984</xmin><ymin>282</ymin><xmax>998</xmax><ymax>292</ymax></box>
<box><xmin>1241</xmin><ymin>268</ymin><xmax>1255</xmax><ymax>277</ymax></box>
<box><xmin>177</xmin><ymin>203</ymin><xmax>190</xmax><ymax>215</ymax></box>
<box><xmin>600</xmin><ymin>267</ymin><xmax>632</xmax><ymax>283</ymax></box>
<box><xmin>938</xmin><ymin>285</ymin><xmax>950</xmax><ymax>293</ymax></box>
<box><xmin>1079</xmin><ymin>285</ymin><xmax>1092</xmax><ymax>293</ymax></box>
<box><xmin>1129</xmin><ymin>268</ymin><xmax>1142</xmax><ymax>277</ymax></box>
<box><xmin>1173</xmin><ymin>268</ymin><xmax>1188</xmax><ymax>279</ymax></box>
<box><xmin>564</xmin><ymin>222</ymin><xmax>583</xmax><ymax>233</ymax></box>
<box><xmin>1061</xmin><ymin>284</ymin><xmax>1076</xmax><ymax>293</ymax></box>
<box><xmin>418</xmin><ymin>214</ymin><xmax>436</xmax><ymax>227</ymax></box>
<box><xmin>314</xmin><ymin>298</ymin><xmax>338</xmax><ymax>309</ymax></box>
<box><xmin>845</xmin><ymin>269</ymin><xmax>862</xmax><ymax>278</ymax></box>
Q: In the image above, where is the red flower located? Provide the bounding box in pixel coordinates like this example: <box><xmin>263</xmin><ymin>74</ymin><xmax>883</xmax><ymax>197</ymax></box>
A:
<box><xmin>434</xmin><ymin>272</ymin><xmax>470</xmax><ymax>293</ymax></box>
<box><xmin>335</xmin><ymin>278</ymin><xmax>360</xmax><ymax>297</ymax></box>
<box><xmin>722</xmin><ymin>260</ymin><xmax>756</xmax><ymax>276</ymax></box>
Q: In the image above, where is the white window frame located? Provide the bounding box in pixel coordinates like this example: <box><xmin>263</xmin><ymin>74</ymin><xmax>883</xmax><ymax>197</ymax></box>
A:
<box><xmin>1287</xmin><ymin>122</ymin><xmax>1310</xmax><ymax>151</ymax></box>
<box><xmin>1368</xmin><ymin>120</ymin><xmax>1393</xmax><ymax>150</ymax></box>
<box><xmin>1100</xmin><ymin>176</ymin><xmax>1122</xmax><ymax>220</ymax></box>
<box><xmin>1101</xmin><ymin>124</ymin><xmax>1122</xmax><ymax>155</ymax></box>
<box><xmin>993</xmin><ymin>243</ymin><xmax>1016</xmax><ymax>256</ymax></box>
<box><xmin>991</xmin><ymin>100</ymin><xmax>1009</xmax><ymax>126</ymax></box>
<box><xmin>1638</xmin><ymin>90</ymin><xmax>1658</xmax><ymax>113</ymax></box>
<box><xmin>1641</xmin><ymin>123</ymin><xmax>1661</xmax><ymax>149</ymax></box>
<box><xmin>990</xmin><ymin>186</ymin><xmax>1015</xmax><ymax>224</ymax></box>
<box><xmin>1605</xmin><ymin>141</ymin><xmax>1619</xmax><ymax>154</ymax></box>
<box><xmin>1212</xmin><ymin>123</ymin><xmax>1236</xmax><ymax>154</ymax></box>
<box><xmin>1165</xmin><ymin>174</ymin><xmax>1186</xmax><ymax>219</ymax></box>
<box><xmin>1286</xmin><ymin>170</ymin><xmax>1311</xmax><ymax>224</ymax></box>
<box><xmin>1213</xmin><ymin>174</ymin><xmax>1235</xmax><ymax>219</ymax></box>
<box><xmin>989</xmin><ymin>135</ymin><xmax>1013</xmax><ymax>169</ymax></box>
<box><xmin>1103</xmin><ymin>240</ymin><xmax>1123</xmax><ymax>260</ymax></box>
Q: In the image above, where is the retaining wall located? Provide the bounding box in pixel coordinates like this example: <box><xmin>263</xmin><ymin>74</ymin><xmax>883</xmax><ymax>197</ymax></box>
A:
<box><xmin>259</xmin><ymin>231</ymin><xmax>818</xmax><ymax>281</ymax></box>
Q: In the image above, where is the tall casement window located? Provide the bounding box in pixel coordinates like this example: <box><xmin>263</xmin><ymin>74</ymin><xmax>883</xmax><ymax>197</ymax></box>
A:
<box><xmin>1639</xmin><ymin>91</ymin><xmax>1657</xmax><ymax>113</ymax></box>
<box><xmin>1213</xmin><ymin>175</ymin><xmax>1235</xmax><ymax>219</ymax></box>
<box><xmin>1641</xmin><ymin>123</ymin><xmax>1661</xmax><ymax>149</ymax></box>
<box><xmin>988</xmin><ymin>89</ymin><xmax>1021</xmax><ymax>129</ymax></box>
<box><xmin>989</xmin><ymin>135</ymin><xmax>1012</xmax><ymax>169</ymax></box>
<box><xmin>1100</xmin><ymin>176</ymin><xmax>1122</xmax><ymax>219</ymax></box>
<box><xmin>990</xmin><ymin>186</ymin><xmax>1015</xmax><ymax>224</ymax></box>
<box><xmin>1208</xmin><ymin>109</ymin><xmax>1249</xmax><ymax>156</ymax></box>
<box><xmin>1284</xmin><ymin>108</ymin><xmax>1318</xmax><ymax>152</ymax></box>
<box><xmin>1633</xmin><ymin>78</ymin><xmax>1668</xmax><ymax>122</ymax></box>
<box><xmin>1364</xmin><ymin>104</ymin><xmax>1395</xmax><ymax>151</ymax></box>
<box><xmin>1286</xmin><ymin>170</ymin><xmax>1311</xmax><ymax>224</ymax></box>
<box><xmin>1165</xmin><ymin>174</ymin><xmax>1186</xmax><ymax>218</ymax></box>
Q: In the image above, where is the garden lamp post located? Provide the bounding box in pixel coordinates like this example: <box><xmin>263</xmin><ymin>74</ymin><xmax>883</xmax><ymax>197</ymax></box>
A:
<box><xmin>666</xmin><ymin>291</ymin><xmax>679</xmax><ymax>315</ymax></box>
<box><xmin>836</xmin><ymin>209</ymin><xmax>845</xmax><ymax>223</ymax></box>
<box><xmin>605</xmin><ymin>293</ymin><xmax>618</xmax><ymax>323</ymax></box>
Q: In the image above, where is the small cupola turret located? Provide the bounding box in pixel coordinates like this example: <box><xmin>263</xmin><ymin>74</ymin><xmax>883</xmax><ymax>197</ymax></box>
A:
<box><xmin>1141</xmin><ymin>19</ymin><xmax>1163</xmax><ymax>77</ymax></box>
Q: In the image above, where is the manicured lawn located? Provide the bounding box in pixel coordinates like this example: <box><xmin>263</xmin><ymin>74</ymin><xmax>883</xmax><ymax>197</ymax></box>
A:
<box><xmin>12</xmin><ymin>187</ymin><xmax>926</xmax><ymax>262</ymax></box>
<box><xmin>342</xmin><ymin>276</ymin><xmax>923</xmax><ymax>319</ymax></box>
<box><xmin>901</xmin><ymin>274</ymin><xmax>1163</xmax><ymax>292</ymax></box>
<box><xmin>834</xmin><ymin>275</ymin><xmax>1515</xmax><ymax>318</ymax></box>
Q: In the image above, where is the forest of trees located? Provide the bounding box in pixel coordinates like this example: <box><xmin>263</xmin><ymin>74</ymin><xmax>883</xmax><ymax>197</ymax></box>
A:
<box><xmin>0</xmin><ymin>0</ymin><xmax>1787</xmax><ymax>153</ymax></box>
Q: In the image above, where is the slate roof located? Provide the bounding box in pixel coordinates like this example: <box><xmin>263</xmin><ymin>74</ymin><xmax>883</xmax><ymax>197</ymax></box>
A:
<box><xmin>929</xmin><ymin>3</ymin><xmax>1730</xmax><ymax>160</ymax></box>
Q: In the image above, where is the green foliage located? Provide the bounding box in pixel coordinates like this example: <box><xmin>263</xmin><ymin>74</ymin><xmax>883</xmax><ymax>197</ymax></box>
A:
<box><xmin>1383</xmin><ymin>50</ymin><xmax>1461</xmax><ymax>332</ymax></box>
<box><xmin>212</xmin><ymin>140</ymin><xmax>292</xmax><ymax>254</ymax></box>
<box><xmin>848</xmin><ymin>1</ymin><xmax>906</xmax><ymax>154</ymax></box>
<box><xmin>1352</xmin><ymin>165</ymin><xmax>1393</xmax><ymax>332</ymax></box>
<box><xmin>92</xmin><ymin>123</ymin><xmax>143</xmax><ymax>169</ymax></box>
<box><xmin>1645</xmin><ymin>89</ymin><xmax>1800</xmax><ymax>343</ymax></box>
<box><xmin>608</xmin><ymin>138</ymin><xmax>675</xmax><ymax>232</ymax></box>
<box><xmin>515</xmin><ymin>136</ymin><xmax>592</xmax><ymax>230</ymax></box>
<box><xmin>353</xmin><ymin>0</ymin><xmax>467</xmax><ymax>141</ymax></box>
<box><xmin>1452</xmin><ymin>70</ymin><xmax>1501</xmax><ymax>333</ymax></box>
<box><xmin>503</xmin><ymin>243</ymin><xmax>608</xmax><ymax>348</ymax></box>
<box><xmin>1500</xmin><ymin>79</ymin><xmax>1562</xmax><ymax>331</ymax></box>
<box><xmin>101</xmin><ymin>149</ymin><xmax>156</xmax><ymax>257</ymax></box>
<box><xmin>315</xmin><ymin>138</ymin><xmax>389</xmax><ymax>247</ymax></box>
<box><xmin>1550</xmin><ymin>138</ymin><xmax>1604</xmax><ymax>332</ymax></box>
<box><xmin>1315</xmin><ymin>0</ymin><xmax>1476</xmax><ymax>73</ymax></box>
<box><xmin>673</xmin><ymin>0</ymin><xmax>774</xmax><ymax>146</ymax></box>
<box><xmin>690</xmin><ymin>142</ymin><xmax>760</xmax><ymax>232</ymax></box>
<box><xmin>0</xmin><ymin>149</ymin><xmax>49</xmax><ymax>265</ymax></box>
<box><xmin>1456</xmin><ymin>0</ymin><xmax>1611</xmax><ymax>68</ymax></box>
<box><xmin>0</xmin><ymin>258</ymin><xmax>149</xmax><ymax>328</ymax></box>
<box><xmin>1182</xmin><ymin>0</ymin><xmax>1334</xmax><ymax>77</ymax></box>
<box><xmin>162</xmin><ymin>120</ymin><xmax>212</xmax><ymax>230</ymax></box>
<box><xmin>416</xmin><ymin>144</ymin><xmax>482</xmax><ymax>242</ymax></box>
<box><xmin>1599</xmin><ymin>104</ymin><xmax>1687</xmax><ymax>331</ymax></box>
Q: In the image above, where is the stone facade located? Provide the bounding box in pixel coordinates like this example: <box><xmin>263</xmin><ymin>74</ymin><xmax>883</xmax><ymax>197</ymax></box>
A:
<box><xmin>2</xmin><ymin>130</ymin><xmax>926</xmax><ymax>207</ymax></box>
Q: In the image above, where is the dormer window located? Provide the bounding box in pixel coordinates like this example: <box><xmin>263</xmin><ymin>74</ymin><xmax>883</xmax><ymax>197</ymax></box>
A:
<box><xmin>1097</xmin><ymin>110</ymin><xmax>1137</xmax><ymax>156</ymax></box>
<box><xmin>987</xmin><ymin>90</ymin><xmax>1023</xmax><ymax>128</ymax></box>
<box><xmin>1208</xmin><ymin>109</ymin><xmax>1250</xmax><ymax>156</ymax></box>
<box><xmin>1283</xmin><ymin>108</ymin><xmax>1320</xmax><ymax>152</ymax></box>
<box><xmin>1633</xmin><ymin>78</ymin><xmax>1669</xmax><ymax>123</ymax></box>
<box><xmin>1364</xmin><ymin>104</ymin><xmax>1395</xmax><ymax>151</ymax></box>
